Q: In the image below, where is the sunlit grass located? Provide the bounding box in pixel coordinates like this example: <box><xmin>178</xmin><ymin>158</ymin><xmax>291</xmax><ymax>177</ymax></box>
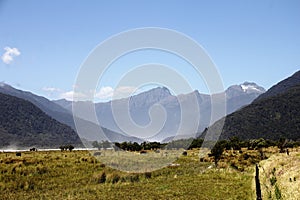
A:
<box><xmin>259</xmin><ymin>147</ymin><xmax>300</xmax><ymax>200</ymax></box>
<box><xmin>97</xmin><ymin>149</ymin><xmax>181</xmax><ymax>172</ymax></box>
<box><xmin>0</xmin><ymin>149</ymin><xmax>254</xmax><ymax>199</ymax></box>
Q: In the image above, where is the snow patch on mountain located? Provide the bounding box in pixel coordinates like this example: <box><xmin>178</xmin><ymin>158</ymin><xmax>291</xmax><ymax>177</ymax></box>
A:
<box><xmin>241</xmin><ymin>84</ymin><xmax>261</xmax><ymax>92</ymax></box>
<box><xmin>240</xmin><ymin>82</ymin><xmax>266</xmax><ymax>93</ymax></box>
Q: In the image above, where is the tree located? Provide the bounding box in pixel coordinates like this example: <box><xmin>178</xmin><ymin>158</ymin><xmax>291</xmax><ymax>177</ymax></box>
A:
<box><xmin>68</xmin><ymin>145</ymin><xmax>74</xmax><ymax>151</ymax></box>
<box><xmin>256</xmin><ymin>138</ymin><xmax>267</xmax><ymax>149</ymax></box>
<box><xmin>141</xmin><ymin>141</ymin><xmax>147</xmax><ymax>150</ymax></box>
<box><xmin>114</xmin><ymin>142</ymin><xmax>121</xmax><ymax>151</ymax></box>
<box><xmin>59</xmin><ymin>144</ymin><xmax>74</xmax><ymax>151</ymax></box>
<box><xmin>59</xmin><ymin>145</ymin><xmax>65</xmax><ymax>151</ymax></box>
<box><xmin>277</xmin><ymin>138</ymin><xmax>287</xmax><ymax>153</ymax></box>
<box><xmin>92</xmin><ymin>141</ymin><xmax>100</xmax><ymax>149</ymax></box>
<box><xmin>101</xmin><ymin>140</ymin><xmax>111</xmax><ymax>149</ymax></box>
<box><xmin>229</xmin><ymin>136</ymin><xmax>241</xmax><ymax>150</ymax></box>
<box><xmin>132</xmin><ymin>142</ymin><xmax>142</xmax><ymax>151</ymax></box>
<box><xmin>188</xmin><ymin>138</ymin><xmax>204</xmax><ymax>149</ymax></box>
<box><xmin>211</xmin><ymin>141</ymin><xmax>226</xmax><ymax>167</ymax></box>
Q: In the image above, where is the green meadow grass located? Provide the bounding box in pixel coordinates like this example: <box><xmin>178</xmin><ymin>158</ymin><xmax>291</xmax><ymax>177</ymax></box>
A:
<box><xmin>0</xmin><ymin>149</ymin><xmax>254</xmax><ymax>200</ymax></box>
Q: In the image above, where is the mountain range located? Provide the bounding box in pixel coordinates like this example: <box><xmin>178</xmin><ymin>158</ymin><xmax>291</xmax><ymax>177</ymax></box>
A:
<box><xmin>2</xmin><ymin>68</ymin><xmax>300</xmax><ymax>147</ymax></box>
<box><xmin>0</xmin><ymin>80</ymin><xmax>265</xmax><ymax>147</ymax></box>
<box><xmin>54</xmin><ymin>82</ymin><xmax>265</xmax><ymax>141</ymax></box>
<box><xmin>0</xmin><ymin>83</ymin><xmax>143</xmax><ymax>144</ymax></box>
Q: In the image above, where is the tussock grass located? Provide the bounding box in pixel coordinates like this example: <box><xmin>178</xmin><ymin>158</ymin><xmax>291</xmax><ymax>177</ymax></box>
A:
<box><xmin>0</xmin><ymin>149</ymin><xmax>254</xmax><ymax>199</ymax></box>
<box><xmin>98</xmin><ymin>149</ymin><xmax>181</xmax><ymax>172</ymax></box>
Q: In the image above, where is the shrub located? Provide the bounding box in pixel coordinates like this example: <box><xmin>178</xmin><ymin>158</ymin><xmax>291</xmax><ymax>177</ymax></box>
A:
<box><xmin>120</xmin><ymin>174</ymin><xmax>140</xmax><ymax>183</ymax></box>
<box><xmin>272</xmin><ymin>167</ymin><xmax>276</xmax><ymax>176</ymax></box>
<box><xmin>211</xmin><ymin>140</ymin><xmax>226</xmax><ymax>166</ymax></box>
<box><xmin>275</xmin><ymin>185</ymin><xmax>282</xmax><ymax>199</ymax></box>
<box><xmin>131</xmin><ymin>174</ymin><xmax>140</xmax><ymax>182</ymax></box>
<box><xmin>99</xmin><ymin>163</ymin><xmax>106</xmax><ymax>168</ymax></box>
<box><xmin>270</xmin><ymin>176</ymin><xmax>277</xmax><ymax>186</ymax></box>
<box><xmin>98</xmin><ymin>172</ymin><xmax>106</xmax><ymax>184</ymax></box>
<box><xmin>36</xmin><ymin>165</ymin><xmax>48</xmax><ymax>174</ymax></box>
<box><xmin>230</xmin><ymin>162</ymin><xmax>239</xmax><ymax>170</ymax></box>
<box><xmin>243</xmin><ymin>153</ymin><xmax>250</xmax><ymax>160</ymax></box>
<box><xmin>140</xmin><ymin>150</ymin><xmax>147</xmax><ymax>154</ymax></box>
<box><xmin>144</xmin><ymin>172</ymin><xmax>152</xmax><ymax>179</ymax></box>
<box><xmin>111</xmin><ymin>174</ymin><xmax>120</xmax><ymax>184</ymax></box>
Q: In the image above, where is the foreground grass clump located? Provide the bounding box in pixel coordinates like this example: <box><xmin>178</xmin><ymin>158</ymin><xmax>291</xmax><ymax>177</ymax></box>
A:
<box><xmin>0</xmin><ymin>149</ymin><xmax>253</xmax><ymax>199</ymax></box>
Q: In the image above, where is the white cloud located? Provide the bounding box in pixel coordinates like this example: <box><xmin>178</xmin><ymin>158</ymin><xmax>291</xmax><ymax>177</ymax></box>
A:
<box><xmin>42</xmin><ymin>87</ymin><xmax>62</xmax><ymax>92</ymax></box>
<box><xmin>60</xmin><ymin>91</ymin><xmax>88</xmax><ymax>101</ymax></box>
<box><xmin>1</xmin><ymin>47</ymin><xmax>21</xmax><ymax>64</ymax></box>
<box><xmin>95</xmin><ymin>86</ymin><xmax>114</xmax><ymax>99</ymax></box>
<box><xmin>95</xmin><ymin>86</ymin><xmax>137</xmax><ymax>100</ymax></box>
<box><xmin>42</xmin><ymin>86</ymin><xmax>88</xmax><ymax>101</ymax></box>
<box><xmin>42</xmin><ymin>87</ymin><xmax>62</xmax><ymax>99</ymax></box>
<box><xmin>42</xmin><ymin>85</ymin><xmax>137</xmax><ymax>102</ymax></box>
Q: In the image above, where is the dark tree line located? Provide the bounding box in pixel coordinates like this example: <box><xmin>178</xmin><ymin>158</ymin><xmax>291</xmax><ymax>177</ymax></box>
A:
<box><xmin>92</xmin><ymin>140</ymin><xmax>112</xmax><ymax>150</ymax></box>
<box><xmin>91</xmin><ymin>141</ymin><xmax>168</xmax><ymax>151</ymax></box>
<box><xmin>114</xmin><ymin>141</ymin><xmax>166</xmax><ymax>151</ymax></box>
<box><xmin>59</xmin><ymin>144</ymin><xmax>75</xmax><ymax>151</ymax></box>
<box><xmin>91</xmin><ymin>137</ymin><xmax>300</xmax><ymax>162</ymax></box>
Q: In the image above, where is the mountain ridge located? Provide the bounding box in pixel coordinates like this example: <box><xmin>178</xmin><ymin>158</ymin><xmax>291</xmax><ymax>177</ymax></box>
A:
<box><xmin>205</xmin><ymin>70</ymin><xmax>300</xmax><ymax>141</ymax></box>
<box><xmin>254</xmin><ymin>70</ymin><xmax>300</xmax><ymax>102</ymax></box>
<box><xmin>0</xmin><ymin>83</ymin><xmax>142</xmax><ymax>143</ymax></box>
<box><xmin>0</xmin><ymin>92</ymin><xmax>82</xmax><ymax>148</ymax></box>
<box><xmin>55</xmin><ymin>82</ymin><xmax>265</xmax><ymax>141</ymax></box>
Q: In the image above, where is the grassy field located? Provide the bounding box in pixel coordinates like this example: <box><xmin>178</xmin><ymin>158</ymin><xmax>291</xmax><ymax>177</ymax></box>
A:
<box><xmin>0</xmin><ymin>149</ymin><xmax>257</xmax><ymax>200</ymax></box>
<box><xmin>258</xmin><ymin>148</ymin><xmax>300</xmax><ymax>200</ymax></box>
<box><xmin>96</xmin><ymin>149</ymin><xmax>182</xmax><ymax>172</ymax></box>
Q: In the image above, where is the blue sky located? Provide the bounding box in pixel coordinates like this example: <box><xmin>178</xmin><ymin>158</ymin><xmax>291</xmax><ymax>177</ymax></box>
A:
<box><xmin>0</xmin><ymin>0</ymin><xmax>299</xmax><ymax>101</ymax></box>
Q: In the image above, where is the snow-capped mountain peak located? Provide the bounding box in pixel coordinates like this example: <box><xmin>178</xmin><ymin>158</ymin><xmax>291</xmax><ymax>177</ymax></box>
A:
<box><xmin>240</xmin><ymin>82</ymin><xmax>266</xmax><ymax>93</ymax></box>
<box><xmin>225</xmin><ymin>82</ymin><xmax>265</xmax><ymax>99</ymax></box>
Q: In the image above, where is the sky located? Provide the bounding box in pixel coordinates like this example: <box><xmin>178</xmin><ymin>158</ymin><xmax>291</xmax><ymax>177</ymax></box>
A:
<box><xmin>0</xmin><ymin>0</ymin><xmax>299</xmax><ymax>102</ymax></box>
